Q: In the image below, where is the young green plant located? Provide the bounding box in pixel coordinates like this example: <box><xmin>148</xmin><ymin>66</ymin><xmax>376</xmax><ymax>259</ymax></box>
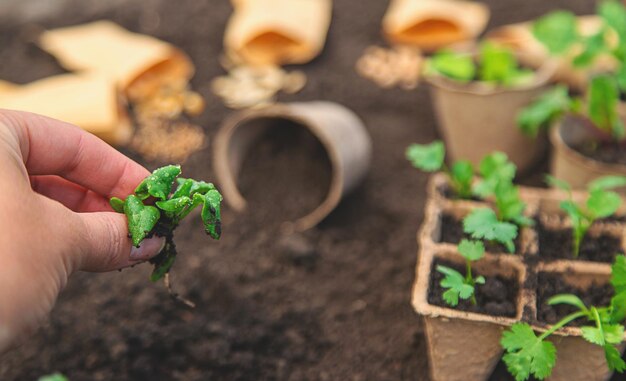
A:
<box><xmin>110</xmin><ymin>165</ymin><xmax>223</xmax><ymax>305</ymax></box>
<box><xmin>436</xmin><ymin>239</ymin><xmax>486</xmax><ymax>306</ymax></box>
<box><xmin>406</xmin><ymin>140</ymin><xmax>474</xmax><ymax>199</ymax></box>
<box><xmin>501</xmin><ymin>255</ymin><xmax>626</xmax><ymax>381</ymax></box>
<box><xmin>426</xmin><ymin>42</ymin><xmax>534</xmax><ymax>86</ymax></box>
<box><xmin>463</xmin><ymin>207</ymin><xmax>518</xmax><ymax>253</ymax></box>
<box><xmin>546</xmin><ymin>175</ymin><xmax>626</xmax><ymax>257</ymax></box>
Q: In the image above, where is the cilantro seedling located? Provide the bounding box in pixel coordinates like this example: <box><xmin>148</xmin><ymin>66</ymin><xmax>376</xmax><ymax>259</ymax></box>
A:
<box><xmin>546</xmin><ymin>175</ymin><xmax>626</xmax><ymax>257</ymax></box>
<box><xmin>436</xmin><ymin>239</ymin><xmax>486</xmax><ymax>306</ymax></box>
<box><xmin>588</xmin><ymin>74</ymin><xmax>625</xmax><ymax>140</ymax></box>
<box><xmin>463</xmin><ymin>207</ymin><xmax>518</xmax><ymax>253</ymax></box>
<box><xmin>516</xmin><ymin>86</ymin><xmax>580</xmax><ymax>138</ymax></box>
<box><xmin>426</xmin><ymin>42</ymin><xmax>534</xmax><ymax>87</ymax></box>
<box><xmin>502</xmin><ymin>255</ymin><xmax>626</xmax><ymax>380</ymax></box>
<box><xmin>38</xmin><ymin>374</ymin><xmax>68</xmax><ymax>381</ymax></box>
<box><xmin>406</xmin><ymin>140</ymin><xmax>474</xmax><ymax>199</ymax></box>
<box><xmin>110</xmin><ymin>165</ymin><xmax>223</xmax><ymax>305</ymax></box>
<box><xmin>473</xmin><ymin>152</ymin><xmax>532</xmax><ymax>227</ymax></box>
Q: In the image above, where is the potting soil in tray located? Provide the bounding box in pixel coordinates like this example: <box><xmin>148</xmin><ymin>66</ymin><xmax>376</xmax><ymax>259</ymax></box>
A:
<box><xmin>238</xmin><ymin>121</ymin><xmax>332</xmax><ymax>227</ymax></box>
<box><xmin>428</xmin><ymin>259</ymin><xmax>518</xmax><ymax>317</ymax></box>
<box><xmin>536</xmin><ymin>272</ymin><xmax>614</xmax><ymax>326</ymax></box>
<box><xmin>439</xmin><ymin>213</ymin><xmax>522</xmax><ymax>254</ymax></box>
<box><xmin>573</xmin><ymin>141</ymin><xmax>626</xmax><ymax>166</ymax></box>
<box><xmin>536</xmin><ymin>221</ymin><xmax>623</xmax><ymax>263</ymax></box>
<box><xmin>437</xmin><ymin>184</ymin><xmax>483</xmax><ymax>202</ymax></box>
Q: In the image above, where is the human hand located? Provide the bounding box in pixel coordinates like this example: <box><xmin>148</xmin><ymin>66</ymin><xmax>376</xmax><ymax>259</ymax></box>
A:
<box><xmin>0</xmin><ymin>110</ymin><xmax>164</xmax><ymax>352</ymax></box>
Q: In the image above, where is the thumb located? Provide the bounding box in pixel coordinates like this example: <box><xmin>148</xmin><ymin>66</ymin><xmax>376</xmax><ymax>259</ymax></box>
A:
<box><xmin>74</xmin><ymin>212</ymin><xmax>165</xmax><ymax>272</ymax></box>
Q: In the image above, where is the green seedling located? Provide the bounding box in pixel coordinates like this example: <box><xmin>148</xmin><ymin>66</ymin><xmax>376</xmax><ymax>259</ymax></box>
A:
<box><xmin>516</xmin><ymin>86</ymin><xmax>581</xmax><ymax>137</ymax></box>
<box><xmin>110</xmin><ymin>165</ymin><xmax>223</xmax><ymax>305</ymax></box>
<box><xmin>463</xmin><ymin>207</ymin><xmax>518</xmax><ymax>253</ymax></box>
<box><xmin>501</xmin><ymin>255</ymin><xmax>626</xmax><ymax>381</ymax></box>
<box><xmin>38</xmin><ymin>374</ymin><xmax>68</xmax><ymax>381</ymax></box>
<box><xmin>473</xmin><ymin>152</ymin><xmax>533</xmax><ymax>226</ymax></box>
<box><xmin>546</xmin><ymin>175</ymin><xmax>626</xmax><ymax>257</ymax></box>
<box><xmin>588</xmin><ymin>74</ymin><xmax>625</xmax><ymax>140</ymax></box>
<box><xmin>406</xmin><ymin>140</ymin><xmax>474</xmax><ymax>199</ymax></box>
<box><xmin>437</xmin><ymin>239</ymin><xmax>486</xmax><ymax>306</ymax></box>
<box><xmin>426</xmin><ymin>42</ymin><xmax>534</xmax><ymax>86</ymax></box>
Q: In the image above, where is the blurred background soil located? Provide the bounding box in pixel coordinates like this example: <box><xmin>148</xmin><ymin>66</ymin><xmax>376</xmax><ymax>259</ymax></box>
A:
<box><xmin>0</xmin><ymin>0</ymin><xmax>602</xmax><ymax>380</ymax></box>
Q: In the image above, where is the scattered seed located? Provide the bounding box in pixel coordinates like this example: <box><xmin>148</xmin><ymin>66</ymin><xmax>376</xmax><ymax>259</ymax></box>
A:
<box><xmin>355</xmin><ymin>45</ymin><xmax>423</xmax><ymax>89</ymax></box>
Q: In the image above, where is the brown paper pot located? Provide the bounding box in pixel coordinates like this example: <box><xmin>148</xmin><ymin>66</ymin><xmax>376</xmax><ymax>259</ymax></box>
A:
<box><xmin>537</xmin><ymin>262</ymin><xmax>625</xmax><ymax>381</ymax></box>
<box><xmin>426</xmin><ymin>59</ymin><xmax>557</xmax><ymax>172</ymax></box>
<box><xmin>224</xmin><ymin>0</ymin><xmax>332</xmax><ymax>66</ymax></box>
<box><xmin>413</xmin><ymin>246</ymin><xmax>527</xmax><ymax>381</ymax></box>
<box><xmin>550</xmin><ymin>114</ymin><xmax>626</xmax><ymax>190</ymax></box>
<box><xmin>382</xmin><ymin>0</ymin><xmax>490</xmax><ymax>52</ymax></box>
<box><xmin>213</xmin><ymin>101</ymin><xmax>372</xmax><ymax>231</ymax></box>
<box><xmin>414</xmin><ymin>173</ymin><xmax>625</xmax><ymax>381</ymax></box>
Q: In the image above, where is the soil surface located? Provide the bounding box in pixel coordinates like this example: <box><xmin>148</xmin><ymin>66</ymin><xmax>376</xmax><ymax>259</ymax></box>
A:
<box><xmin>2</xmin><ymin>0</ymin><xmax>619</xmax><ymax>381</ymax></box>
<box><xmin>428</xmin><ymin>259</ymin><xmax>518</xmax><ymax>318</ymax></box>
<box><xmin>536</xmin><ymin>222</ymin><xmax>623</xmax><ymax>263</ymax></box>
<box><xmin>439</xmin><ymin>213</ymin><xmax>522</xmax><ymax>254</ymax></box>
<box><xmin>573</xmin><ymin>141</ymin><xmax>626</xmax><ymax>166</ymax></box>
<box><xmin>536</xmin><ymin>272</ymin><xmax>614</xmax><ymax>326</ymax></box>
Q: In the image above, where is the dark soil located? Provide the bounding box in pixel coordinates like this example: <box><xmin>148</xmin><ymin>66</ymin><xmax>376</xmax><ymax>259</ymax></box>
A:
<box><xmin>573</xmin><ymin>140</ymin><xmax>626</xmax><ymax>166</ymax></box>
<box><xmin>536</xmin><ymin>221</ymin><xmax>623</xmax><ymax>263</ymax></box>
<box><xmin>238</xmin><ymin>120</ymin><xmax>332</xmax><ymax>228</ymax></box>
<box><xmin>428</xmin><ymin>259</ymin><xmax>518</xmax><ymax>318</ymax></box>
<box><xmin>439</xmin><ymin>213</ymin><xmax>522</xmax><ymax>254</ymax></box>
<box><xmin>536</xmin><ymin>272</ymin><xmax>614</xmax><ymax>326</ymax></box>
<box><xmin>0</xmin><ymin>0</ymin><xmax>605</xmax><ymax>380</ymax></box>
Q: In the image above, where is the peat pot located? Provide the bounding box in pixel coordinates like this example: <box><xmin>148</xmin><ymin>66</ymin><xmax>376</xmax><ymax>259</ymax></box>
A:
<box><xmin>213</xmin><ymin>101</ymin><xmax>372</xmax><ymax>232</ymax></box>
<box><xmin>426</xmin><ymin>58</ymin><xmax>557</xmax><ymax>173</ymax></box>
<box><xmin>550</xmin><ymin>114</ymin><xmax>626</xmax><ymax>190</ymax></box>
<box><xmin>413</xmin><ymin>173</ymin><xmax>626</xmax><ymax>381</ymax></box>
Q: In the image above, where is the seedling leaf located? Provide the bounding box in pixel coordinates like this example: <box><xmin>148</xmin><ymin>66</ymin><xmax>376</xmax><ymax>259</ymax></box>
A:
<box><xmin>517</xmin><ymin>86</ymin><xmax>573</xmax><ymax>137</ymax></box>
<box><xmin>588</xmin><ymin>74</ymin><xmax>623</xmax><ymax>139</ymax></box>
<box><xmin>436</xmin><ymin>265</ymin><xmax>474</xmax><ymax>306</ymax></box>
<box><xmin>202</xmin><ymin>189</ymin><xmax>223</xmax><ymax>239</ymax></box>
<box><xmin>458</xmin><ymin>239</ymin><xmax>485</xmax><ymax>261</ymax></box>
<box><xmin>406</xmin><ymin>141</ymin><xmax>445</xmax><ymax>172</ymax></box>
<box><xmin>428</xmin><ymin>51</ymin><xmax>476</xmax><ymax>82</ymax></box>
<box><xmin>124</xmin><ymin>195</ymin><xmax>160</xmax><ymax>247</ymax></box>
<box><xmin>135</xmin><ymin>165</ymin><xmax>182</xmax><ymax>200</ymax></box>
<box><xmin>501</xmin><ymin>323</ymin><xmax>557</xmax><ymax>381</ymax></box>
<box><xmin>449</xmin><ymin>160</ymin><xmax>474</xmax><ymax>198</ymax></box>
<box><xmin>532</xmin><ymin>11</ymin><xmax>578</xmax><ymax>55</ymax></box>
<box><xmin>156</xmin><ymin>196</ymin><xmax>192</xmax><ymax>215</ymax></box>
<box><xmin>582</xmin><ymin>326</ymin><xmax>605</xmax><ymax>345</ymax></box>
<box><xmin>38</xmin><ymin>374</ymin><xmax>68</xmax><ymax>381</ymax></box>
<box><xmin>610</xmin><ymin>291</ymin><xmax>626</xmax><ymax>324</ymax></box>
<box><xmin>110</xmin><ymin>197</ymin><xmax>125</xmax><ymax>213</ymax></box>
<box><xmin>548</xmin><ymin>294</ymin><xmax>587</xmax><ymax>312</ymax></box>
<box><xmin>606</xmin><ymin>344</ymin><xmax>626</xmax><ymax>372</ymax></box>
<box><xmin>463</xmin><ymin>208</ymin><xmax>518</xmax><ymax>252</ymax></box>
<box><xmin>587</xmin><ymin>189</ymin><xmax>622</xmax><ymax>219</ymax></box>
<box><xmin>588</xmin><ymin>175</ymin><xmax>626</xmax><ymax>191</ymax></box>
<box><xmin>611</xmin><ymin>255</ymin><xmax>626</xmax><ymax>293</ymax></box>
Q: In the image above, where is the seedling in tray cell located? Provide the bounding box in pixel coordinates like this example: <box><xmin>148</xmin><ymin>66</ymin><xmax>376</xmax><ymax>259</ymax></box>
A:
<box><xmin>110</xmin><ymin>165</ymin><xmax>223</xmax><ymax>306</ymax></box>
<box><xmin>545</xmin><ymin>175</ymin><xmax>626</xmax><ymax>258</ymax></box>
<box><xmin>501</xmin><ymin>255</ymin><xmax>626</xmax><ymax>381</ymax></box>
<box><xmin>463</xmin><ymin>207</ymin><xmax>518</xmax><ymax>253</ymax></box>
<box><xmin>406</xmin><ymin>140</ymin><xmax>474</xmax><ymax>199</ymax></box>
<box><xmin>436</xmin><ymin>239</ymin><xmax>486</xmax><ymax>306</ymax></box>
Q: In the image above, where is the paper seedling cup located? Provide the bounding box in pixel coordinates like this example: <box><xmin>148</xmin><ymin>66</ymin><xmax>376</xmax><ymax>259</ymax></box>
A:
<box><xmin>224</xmin><ymin>0</ymin><xmax>332</xmax><ymax>66</ymax></box>
<box><xmin>550</xmin><ymin>114</ymin><xmax>626</xmax><ymax>191</ymax></box>
<box><xmin>426</xmin><ymin>54</ymin><xmax>557</xmax><ymax>173</ymax></box>
<box><xmin>39</xmin><ymin>21</ymin><xmax>194</xmax><ymax>101</ymax></box>
<box><xmin>213</xmin><ymin>101</ymin><xmax>372</xmax><ymax>231</ymax></box>
<box><xmin>535</xmin><ymin>262</ymin><xmax>626</xmax><ymax>381</ymax></box>
<box><xmin>414</xmin><ymin>173</ymin><xmax>626</xmax><ymax>381</ymax></box>
<box><xmin>382</xmin><ymin>0</ymin><xmax>490</xmax><ymax>52</ymax></box>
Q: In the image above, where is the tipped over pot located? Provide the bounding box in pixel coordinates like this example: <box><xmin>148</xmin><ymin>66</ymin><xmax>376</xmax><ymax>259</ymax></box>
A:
<box><xmin>213</xmin><ymin>101</ymin><xmax>372</xmax><ymax>231</ymax></box>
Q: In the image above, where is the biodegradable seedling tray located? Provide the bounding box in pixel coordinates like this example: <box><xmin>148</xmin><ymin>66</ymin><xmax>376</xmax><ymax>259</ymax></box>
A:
<box><xmin>412</xmin><ymin>173</ymin><xmax>626</xmax><ymax>381</ymax></box>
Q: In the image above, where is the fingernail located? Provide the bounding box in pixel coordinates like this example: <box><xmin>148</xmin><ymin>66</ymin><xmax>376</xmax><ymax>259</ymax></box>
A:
<box><xmin>130</xmin><ymin>237</ymin><xmax>166</xmax><ymax>261</ymax></box>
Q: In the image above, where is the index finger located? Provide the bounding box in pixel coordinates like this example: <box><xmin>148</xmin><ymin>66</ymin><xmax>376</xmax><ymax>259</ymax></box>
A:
<box><xmin>0</xmin><ymin>109</ymin><xmax>149</xmax><ymax>198</ymax></box>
